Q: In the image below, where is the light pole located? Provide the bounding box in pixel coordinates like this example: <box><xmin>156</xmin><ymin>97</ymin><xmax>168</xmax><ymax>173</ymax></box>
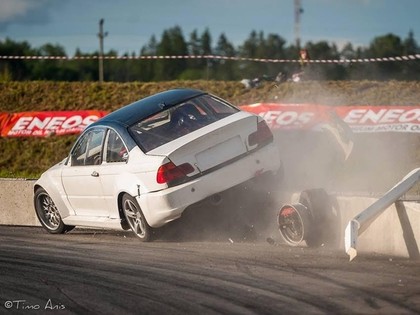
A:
<box><xmin>294</xmin><ymin>0</ymin><xmax>303</xmax><ymax>49</ymax></box>
<box><xmin>98</xmin><ymin>18</ymin><xmax>108</xmax><ymax>83</ymax></box>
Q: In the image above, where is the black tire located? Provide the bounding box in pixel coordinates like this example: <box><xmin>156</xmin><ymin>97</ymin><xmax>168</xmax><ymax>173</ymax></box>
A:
<box><xmin>299</xmin><ymin>189</ymin><xmax>340</xmax><ymax>247</ymax></box>
<box><xmin>278</xmin><ymin>203</ymin><xmax>312</xmax><ymax>246</ymax></box>
<box><xmin>34</xmin><ymin>188</ymin><xmax>74</xmax><ymax>234</ymax></box>
<box><xmin>122</xmin><ymin>194</ymin><xmax>153</xmax><ymax>242</ymax></box>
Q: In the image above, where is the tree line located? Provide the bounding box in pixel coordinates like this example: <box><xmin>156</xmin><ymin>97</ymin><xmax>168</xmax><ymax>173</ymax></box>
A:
<box><xmin>0</xmin><ymin>26</ymin><xmax>419</xmax><ymax>82</ymax></box>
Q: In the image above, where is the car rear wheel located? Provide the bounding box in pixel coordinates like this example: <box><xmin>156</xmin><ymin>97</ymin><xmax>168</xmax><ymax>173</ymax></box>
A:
<box><xmin>122</xmin><ymin>194</ymin><xmax>152</xmax><ymax>242</ymax></box>
<box><xmin>34</xmin><ymin>188</ymin><xmax>74</xmax><ymax>234</ymax></box>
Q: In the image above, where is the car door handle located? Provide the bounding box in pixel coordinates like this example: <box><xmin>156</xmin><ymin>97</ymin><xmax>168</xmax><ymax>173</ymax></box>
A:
<box><xmin>91</xmin><ymin>171</ymin><xmax>99</xmax><ymax>177</ymax></box>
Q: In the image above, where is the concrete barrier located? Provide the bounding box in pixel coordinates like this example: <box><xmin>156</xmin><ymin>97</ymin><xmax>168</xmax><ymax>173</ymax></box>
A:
<box><xmin>1</xmin><ymin>178</ymin><xmax>419</xmax><ymax>258</ymax></box>
<box><xmin>337</xmin><ymin>196</ymin><xmax>420</xmax><ymax>258</ymax></box>
<box><xmin>0</xmin><ymin>179</ymin><xmax>39</xmax><ymax>226</ymax></box>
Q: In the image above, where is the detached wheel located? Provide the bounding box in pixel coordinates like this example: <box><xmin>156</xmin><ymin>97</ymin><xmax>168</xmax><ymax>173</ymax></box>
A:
<box><xmin>278</xmin><ymin>204</ymin><xmax>312</xmax><ymax>246</ymax></box>
<box><xmin>34</xmin><ymin>188</ymin><xmax>74</xmax><ymax>234</ymax></box>
<box><xmin>122</xmin><ymin>194</ymin><xmax>153</xmax><ymax>242</ymax></box>
<box><xmin>299</xmin><ymin>189</ymin><xmax>340</xmax><ymax>248</ymax></box>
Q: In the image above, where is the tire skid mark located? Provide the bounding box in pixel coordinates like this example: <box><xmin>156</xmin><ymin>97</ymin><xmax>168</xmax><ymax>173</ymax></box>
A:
<box><xmin>1</xmin><ymin>226</ymin><xmax>420</xmax><ymax>314</ymax></box>
<box><xmin>0</xmin><ymin>249</ymin><xmax>338</xmax><ymax>314</ymax></box>
<box><xmin>229</xmin><ymin>257</ymin><xmax>420</xmax><ymax>314</ymax></box>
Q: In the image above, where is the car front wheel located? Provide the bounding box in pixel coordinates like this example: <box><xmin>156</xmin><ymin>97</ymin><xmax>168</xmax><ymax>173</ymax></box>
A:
<box><xmin>34</xmin><ymin>188</ymin><xmax>74</xmax><ymax>234</ymax></box>
<box><xmin>299</xmin><ymin>189</ymin><xmax>339</xmax><ymax>248</ymax></box>
<box><xmin>278</xmin><ymin>203</ymin><xmax>312</xmax><ymax>246</ymax></box>
<box><xmin>122</xmin><ymin>194</ymin><xmax>152</xmax><ymax>242</ymax></box>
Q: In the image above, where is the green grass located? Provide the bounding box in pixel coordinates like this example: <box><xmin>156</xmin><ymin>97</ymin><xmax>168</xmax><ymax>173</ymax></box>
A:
<box><xmin>1</xmin><ymin>80</ymin><xmax>419</xmax><ymax>182</ymax></box>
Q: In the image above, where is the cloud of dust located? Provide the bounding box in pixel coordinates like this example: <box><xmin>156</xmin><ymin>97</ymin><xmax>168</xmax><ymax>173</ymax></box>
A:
<box><xmin>161</xmin><ymin>82</ymin><xmax>418</xmax><ymax>245</ymax></box>
<box><xmin>267</xmin><ymin>80</ymin><xmax>418</xmax><ymax>193</ymax></box>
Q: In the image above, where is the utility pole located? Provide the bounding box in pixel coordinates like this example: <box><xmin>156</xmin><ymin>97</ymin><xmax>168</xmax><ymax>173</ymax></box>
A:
<box><xmin>97</xmin><ymin>18</ymin><xmax>108</xmax><ymax>83</ymax></box>
<box><xmin>294</xmin><ymin>0</ymin><xmax>303</xmax><ymax>49</ymax></box>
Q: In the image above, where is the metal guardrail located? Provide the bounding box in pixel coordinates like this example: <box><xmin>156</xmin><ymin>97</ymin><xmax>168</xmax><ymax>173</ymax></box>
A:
<box><xmin>344</xmin><ymin>168</ymin><xmax>420</xmax><ymax>261</ymax></box>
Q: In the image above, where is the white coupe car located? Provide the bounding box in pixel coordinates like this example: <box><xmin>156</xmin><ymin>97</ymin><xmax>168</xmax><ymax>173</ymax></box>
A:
<box><xmin>34</xmin><ymin>88</ymin><xmax>282</xmax><ymax>241</ymax></box>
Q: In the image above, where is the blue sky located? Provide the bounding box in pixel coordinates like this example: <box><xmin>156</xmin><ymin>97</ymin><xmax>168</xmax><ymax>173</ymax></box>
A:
<box><xmin>0</xmin><ymin>0</ymin><xmax>418</xmax><ymax>56</ymax></box>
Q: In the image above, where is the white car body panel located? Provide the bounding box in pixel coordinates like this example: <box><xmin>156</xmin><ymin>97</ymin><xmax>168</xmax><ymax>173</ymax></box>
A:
<box><xmin>50</xmin><ymin>141</ymin><xmax>279</xmax><ymax>229</ymax></box>
<box><xmin>139</xmin><ymin>143</ymin><xmax>280</xmax><ymax>227</ymax></box>
<box><xmin>148</xmin><ymin>113</ymin><xmax>258</xmax><ymax>173</ymax></box>
<box><xmin>61</xmin><ymin>165</ymin><xmax>109</xmax><ymax>217</ymax></box>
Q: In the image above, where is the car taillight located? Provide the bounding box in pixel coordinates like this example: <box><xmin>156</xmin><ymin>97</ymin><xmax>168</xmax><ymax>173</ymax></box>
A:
<box><xmin>156</xmin><ymin>161</ymin><xmax>194</xmax><ymax>184</ymax></box>
<box><xmin>248</xmin><ymin>120</ymin><xmax>273</xmax><ymax>147</ymax></box>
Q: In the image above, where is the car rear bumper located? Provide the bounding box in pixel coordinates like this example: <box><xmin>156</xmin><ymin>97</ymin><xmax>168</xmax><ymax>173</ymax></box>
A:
<box><xmin>138</xmin><ymin>143</ymin><xmax>281</xmax><ymax>228</ymax></box>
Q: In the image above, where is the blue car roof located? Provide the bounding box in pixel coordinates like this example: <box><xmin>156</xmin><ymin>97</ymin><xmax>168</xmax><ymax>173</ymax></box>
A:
<box><xmin>91</xmin><ymin>88</ymin><xmax>207</xmax><ymax>128</ymax></box>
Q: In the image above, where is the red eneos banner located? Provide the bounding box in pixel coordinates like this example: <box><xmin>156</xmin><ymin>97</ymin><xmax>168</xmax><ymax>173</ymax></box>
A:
<box><xmin>0</xmin><ymin>112</ymin><xmax>9</xmax><ymax>133</ymax></box>
<box><xmin>0</xmin><ymin>111</ymin><xmax>108</xmax><ymax>137</ymax></box>
<box><xmin>1</xmin><ymin>105</ymin><xmax>419</xmax><ymax>137</ymax></box>
<box><xmin>241</xmin><ymin>103</ymin><xmax>420</xmax><ymax>133</ymax></box>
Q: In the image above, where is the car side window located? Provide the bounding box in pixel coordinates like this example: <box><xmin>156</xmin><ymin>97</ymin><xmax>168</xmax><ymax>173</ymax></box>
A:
<box><xmin>70</xmin><ymin>132</ymin><xmax>90</xmax><ymax>166</ymax></box>
<box><xmin>70</xmin><ymin>129</ymin><xmax>105</xmax><ymax>166</ymax></box>
<box><xmin>85</xmin><ymin>129</ymin><xmax>105</xmax><ymax>165</ymax></box>
<box><xmin>105</xmin><ymin>129</ymin><xmax>127</xmax><ymax>163</ymax></box>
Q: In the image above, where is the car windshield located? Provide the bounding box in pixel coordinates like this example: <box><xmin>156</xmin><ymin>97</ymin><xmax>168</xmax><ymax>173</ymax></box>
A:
<box><xmin>129</xmin><ymin>94</ymin><xmax>239</xmax><ymax>152</ymax></box>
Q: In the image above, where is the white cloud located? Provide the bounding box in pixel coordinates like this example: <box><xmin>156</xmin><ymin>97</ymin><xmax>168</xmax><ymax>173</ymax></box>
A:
<box><xmin>0</xmin><ymin>0</ymin><xmax>40</xmax><ymax>22</ymax></box>
<box><xmin>0</xmin><ymin>0</ymin><xmax>60</xmax><ymax>32</ymax></box>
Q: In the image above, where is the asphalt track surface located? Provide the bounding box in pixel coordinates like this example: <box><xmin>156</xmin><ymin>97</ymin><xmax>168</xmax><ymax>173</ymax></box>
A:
<box><xmin>1</xmin><ymin>226</ymin><xmax>420</xmax><ymax>315</ymax></box>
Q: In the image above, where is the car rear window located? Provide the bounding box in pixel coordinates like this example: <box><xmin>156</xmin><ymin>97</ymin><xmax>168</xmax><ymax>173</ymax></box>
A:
<box><xmin>129</xmin><ymin>94</ymin><xmax>239</xmax><ymax>152</ymax></box>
